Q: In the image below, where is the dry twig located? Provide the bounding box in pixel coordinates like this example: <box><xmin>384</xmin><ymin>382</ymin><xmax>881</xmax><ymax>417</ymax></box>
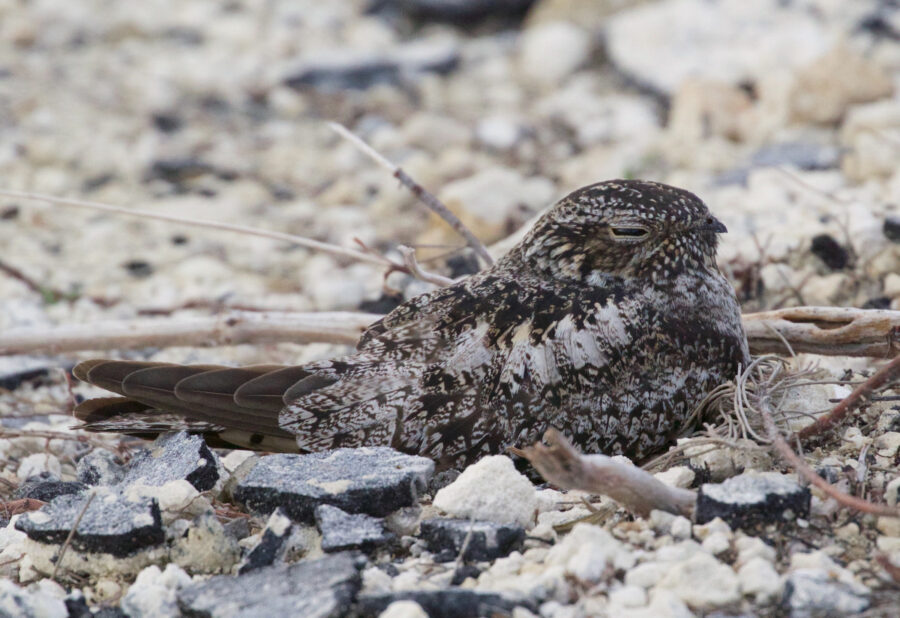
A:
<box><xmin>743</xmin><ymin>306</ymin><xmax>900</xmax><ymax>357</ymax></box>
<box><xmin>399</xmin><ymin>245</ymin><xmax>454</xmax><ymax>287</ymax></box>
<box><xmin>0</xmin><ymin>311</ymin><xmax>380</xmax><ymax>355</ymax></box>
<box><xmin>328</xmin><ymin>122</ymin><xmax>494</xmax><ymax>267</ymax></box>
<box><xmin>759</xmin><ymin>399</ymin><xmax>900</xmax><ymax>517</ymax></box>
<box><xmin>796</xmin><ymin>354</ymin><xmax>900</xmax><ymax>440</ymax></box>
<box><xmin>5</xmin><ymin>306</ymin><xmax>900</xmax><ymax>358</ymax></box>
<box><xmin>0</xmin><ymin>498</ymin><xmax>46</xmax><ymax>518</ymax></box>
<box><xmin>512</xmin><ymin>429</ymin><xmax>696</xmax><ymax>517</ymax></box>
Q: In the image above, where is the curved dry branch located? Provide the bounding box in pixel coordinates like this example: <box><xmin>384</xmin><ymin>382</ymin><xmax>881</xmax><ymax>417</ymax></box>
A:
<box><xmin>744</xmin><ymin>306</ymin><xmax>900</xmax><ymax>357</ymax></box>
<box><xmin>512</xmin><ymin>429</ymin><xmax>696</xmax><ymax>518</ymax></box>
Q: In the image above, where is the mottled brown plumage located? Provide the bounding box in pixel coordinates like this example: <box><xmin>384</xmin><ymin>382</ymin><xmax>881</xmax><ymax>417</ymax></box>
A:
<box><xmin>74</xmin><ymin>180</ymin><xmax>749</xmax><ymax>469</ymax></box>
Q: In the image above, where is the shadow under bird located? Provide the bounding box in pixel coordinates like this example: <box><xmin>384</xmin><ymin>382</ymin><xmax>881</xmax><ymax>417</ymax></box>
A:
<box><xmin>74</xmin><ymin>179</ymin><xmax>750</xmax><ymax>470</ymax></box>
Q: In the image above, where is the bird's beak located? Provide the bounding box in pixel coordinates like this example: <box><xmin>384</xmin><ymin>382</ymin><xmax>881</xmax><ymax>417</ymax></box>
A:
<box><xmin>696</xmin><ymin>217</ymin><xmax>727</xmax><ymax>234</ymax></box>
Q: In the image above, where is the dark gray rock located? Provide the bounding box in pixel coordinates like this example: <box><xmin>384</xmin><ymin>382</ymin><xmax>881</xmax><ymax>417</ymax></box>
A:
<box><xmin>239</xmin><ymin>508</ymin><xmax>293</xmax><ymax>574</ymax></box>
<box><xmin>750</xmin><ymin>142</ymin><xmax>841</xmax><ymax>171</ymax></box>
<box><xmin>65</xmin><ymin>592</ymin><xmax>127</xmax><ymax>618</ymax></box>
<box><xmin>15</xmin><ymin>491</ymin><xmax>164</xmax><ymax>557</ymax></box>
<box><xmin>782</xmin><ymin>569</ymin><xmax>870</xmax><ymax>617</ymax></box>
<box><xmin>419</xmin><ymin>518</ymin><xmax>525</xmax><ymax>562</ymax></box>
<box><xmin>884</xmin><ymin>216</ymin><xmax>900</xmax><ymax>242</ymax></box>
<box><xmin>715</xmin><ymin>142</ymin><xmax>842</xmax><ymax>186</ymax></box>
<box><xmin>810</xmin><ymin>234</ymin><xmax>849</xmax><ymax>270</ymax></box>
<box><xmin>356</xmin><ymin>590</ymin><xmax>531</xmax><ymax>618</ymax></box>
<box><xmin>696</xmin><ymin>472</ymin><xmax>810</xmax><ymax>528</ymax></box>
<box><xmin>373</xmin><ymin>0</ymin><xmax>536</xmax><ymax>25</ymax></box>
<box><xmin>315</xmin><ymin>504</ymin><xmax>394</xmax><ymax>553</ymax></box>
<box><xmin>121</xmin><ymin>431</ymin><xmax>221</xmax><ymax>491</ymax></box>
<box><xmin>13</xmin><ymin>473</ymin><xmax>87</xmax><ymax>502</ymax></box>
<box><xmin>77</xmin><ymin>450</ymin><xmax>125</xmax><ymax>486</ymax></box>
<box><xmin>178</xmin><ymin>552</ymin><xmax>364</xmax><ymax>618</ymax></box>
<box><xmin>284</xmin><ymin>41</ymin><xmax>458</xmax><ymax>92</ymax></box>
<box><xmin>232</xmin><ymin>447</ymin><xmax>434</xmax><ymax>523</ymax></box>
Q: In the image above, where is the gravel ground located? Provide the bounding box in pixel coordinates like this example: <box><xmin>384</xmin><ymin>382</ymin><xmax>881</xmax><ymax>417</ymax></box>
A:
<box><xmin>1</xmin><ymin>0</ymin><xmax>900</xmax><ymax>616</ymax></box>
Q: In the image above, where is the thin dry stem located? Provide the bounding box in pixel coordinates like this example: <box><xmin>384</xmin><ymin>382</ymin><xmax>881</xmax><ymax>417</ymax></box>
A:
<box><xmin>52</xmin><ymin>491</ymin><xmax>95</xmax><ymax>582</ymax></box>
<box><xmin>328</xmin><ymin>122</ymin><xmax>495</xmax><ymax>267</ymax></box>
<box><xmin>759</xmin><ymin>399</ymin><xmax>900</xmax><ymax>517</ymax></box>
<box><xmin>797</xmin><ymin>353</ymin><xmax>900</xmax><ymax>440</ymax></box>
<box><xmin>0</xmin><ymin>189</ymin><xmax>396</xmax><ymax>268</ymax></box>
<box><xmin>512</xmin><ymin>428</ymin><xmax>696</xmax><ymax>517</ymax></box>
<box><xmin>399</xmin><ymin>245</ymin><xmax>454</xmax><ymax>287</ymax></box>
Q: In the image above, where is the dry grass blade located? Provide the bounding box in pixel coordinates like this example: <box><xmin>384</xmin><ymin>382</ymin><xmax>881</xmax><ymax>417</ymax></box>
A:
<box><xmin>0</xmin><ymin>189</ymin><xmax>397</xmax><ymax>268</ymax></box>
<box><xmin>328</xmin><ymin>122</ymin><xmax>495</xmax><ymax>267</ymax></box>
<box><xmin>52</xmin><ymin>491</ymin><xmax>95</xmax><ymax>582</ymax></box>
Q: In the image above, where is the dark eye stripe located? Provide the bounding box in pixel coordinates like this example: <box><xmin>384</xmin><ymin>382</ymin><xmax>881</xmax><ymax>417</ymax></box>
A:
<box><xmin>610</xmin><ymin>227</ymin><xmax>648</xmax><ymax>238</ymax></box>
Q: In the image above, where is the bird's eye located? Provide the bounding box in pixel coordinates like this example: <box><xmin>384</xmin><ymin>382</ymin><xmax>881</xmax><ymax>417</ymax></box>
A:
<box><xmin>610</xmin><ymin>226</ymin><xmax>649</xmax><ymax>240</ymax></box>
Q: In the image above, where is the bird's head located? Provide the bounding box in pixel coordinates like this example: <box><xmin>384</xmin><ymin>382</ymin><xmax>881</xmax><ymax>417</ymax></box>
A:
<box><xmin>515</xmin><ymin>179</ymin><xmax>727</xmax><ymax>283</ymax></box>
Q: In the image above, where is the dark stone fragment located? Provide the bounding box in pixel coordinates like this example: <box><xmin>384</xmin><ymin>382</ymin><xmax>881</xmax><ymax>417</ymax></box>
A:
<box><xmin>358</xmin><ymin>293</ymin><xmax>403</xmax><ymax>315</ymax></box>
<box><xmin>696</xmin><ymin>472</ymin><xmax>810</xmax><ymax>529</ymax></box>
<box><xmin>238</xmin><ymin>508</ymin><xmax>293</xmax><ymax>574</ymax></box>
<box><xmin>451</xmin><ymin>564</ymin><xmax>481</xmax><ymax>585</ymax></box>
<box><xmin>419</xmin><ymin>518</ymin><xmax>525</xmax><ymax>562</ymax></box>
<box><xmin>123</xmin><ymin>260</ymin><xmax>154</xmax><ymax>278</ymax></box>
<box><xmin>284</xmin><ymin>42</ymin><xmax>458</xmax><ymax>92</ymax></box>
<box><xmin>13</xmin><ymin>476</ymin><xmax>86</xmax><ymax>502</ymax></box>
<box><xmin>147</xmin><ymin>158</ymin><xmax>214</xmax><ymax>183</ymax></box>
<box><xmin>82</xmin><ymin>173</ymin><xmax>115</xmax><ymax>192</ymax></box>
<box><xmin>0</xmin><ymin>366</ymin><xmax>49</xmax><ymax>391</ymax></box>
<box><xmin>446</xmin><ymin>252</ymin><xmax>481</xmax><ymax>278</ymax></box>
<box><xmin>372</xmin><ymin>0</ymin><xmax>537</xmax><ymax>25</ymax></box>
<box><xmin>171</xmin><ymin>234</ymin><xmax>189</xmax><ymax>245</ymax></box>
<box><xmin>750</xmin><ymin>141</ymin><xmax>841</xmax><ymax>171</ymax></box>
<box><xmin>810</xmin><ymin>234</ymin><xmax>849</xmax><ymax>270</ymax></box>
<box><xmin>66</xmin><ymin>595</ymin><xmax>127</xmax><ymax>618</ymax></box>
<box><xmin>857</xmin><ymin>11</ymin><xmax>900</xmax><ymax>41</ymax></box>
<box><xmin>782</xmin><ymin>570</ymin><xmax>870</xmax><ymax>616</ymax></box>
<box><xmin>15</xmin><ymin>492</ymin><xmax>164</xmax><ymax>557</ymax></box>
<box><xmin>0</xmin><ymin>205</ymin><xmax>19</xmax><ymax>220</ymax></box>
<box><xmin>178</xmin><ymin>552</ymin><xmax>364</xmax><ymax>617</ymax></box>
<box><xmin>121</xmin><ymin>431</ymin><xmax>221</xmax><ymax>491</ymax></box>
<box><xmin>884</xmin><ymin>216</ymin><xmax>900</xmax><ymax>242</ymax></box>
<box><xmin>356</xmin><ymin>590</ymin><xmax>532</xmax><ymax>618</ymax></box>
<box><xmin>223</xmin><ymin>517</ymin><xmax>251</xmax><ymax>541</ymax></box>
<box><xmin>862</xmin><ymin>296</ymin><xmax>891</xmax><ymax>310</ymax></box>
<box><xmin>76</xmin><ymin>449</ymin><xmax>125</xmax><ymax>486</ymax></box>
<box><xmin>315</xmin><ymin>504</ymin><xmax>394</xmax><ymax>553</ymax></box>
<box><xmin>232</xmin><ymin>448</ymin><xmax>433</xmax><ymax>523</ymax></box>
<box><xmin>152</xmin><ymin>112</ymin><xmax>183</xmax><ymax>133</ymax></box>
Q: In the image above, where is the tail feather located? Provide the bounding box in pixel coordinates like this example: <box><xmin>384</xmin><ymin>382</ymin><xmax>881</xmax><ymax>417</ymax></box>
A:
<box><xmin>73</xmin><ymin>360</ymin><xmax>301</xmax><ymax>451</ymax></box>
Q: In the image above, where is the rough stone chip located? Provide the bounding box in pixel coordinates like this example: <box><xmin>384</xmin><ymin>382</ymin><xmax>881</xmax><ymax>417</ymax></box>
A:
<box><xmin>696</xmin><ymin>472</ymin><xmax>810</xmax><ymax>528</ymax></box>
<box><xmin>239</xmin><ymin>508</ymin><xmax>293</xmax><ymax>574</ymax></box>
<box><xmin>15</xmin><ymin>491</ymin><xmax>164</xmax><ymax>557</ymax></box>
<box><xmin>356</xmin><ymin>590</ymin><xmax>531</xmax><ymax>618</ymax></box>
<box><xmin>419</xmin><ymin>518</ymin><xmax>525</xmax><ymax>562</ymax></box>
<box><xmin>232</xmin><ymin>447</ymin><xmax>434</xmax><ymax>523</ymax></box>
<box><xmin>121</xmin><ymin>431</ymin><xmax>221</xmax><ymax>492</ymax></box>
<box><xmin>315</xmin><ymin>504</ymin><xmax>394</xmax><ymax>553</ymax></box>
<box><xmin>177</xmin><ymin>552</ymin><xmax>364</xmax><ymax>617</ymax></box>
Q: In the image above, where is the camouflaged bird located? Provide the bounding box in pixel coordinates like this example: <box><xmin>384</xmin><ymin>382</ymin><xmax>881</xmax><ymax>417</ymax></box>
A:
<box><xmin>74</xmin><ymin>180</ymin><xmax>749</xmax><ymax>470</ymax></box>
